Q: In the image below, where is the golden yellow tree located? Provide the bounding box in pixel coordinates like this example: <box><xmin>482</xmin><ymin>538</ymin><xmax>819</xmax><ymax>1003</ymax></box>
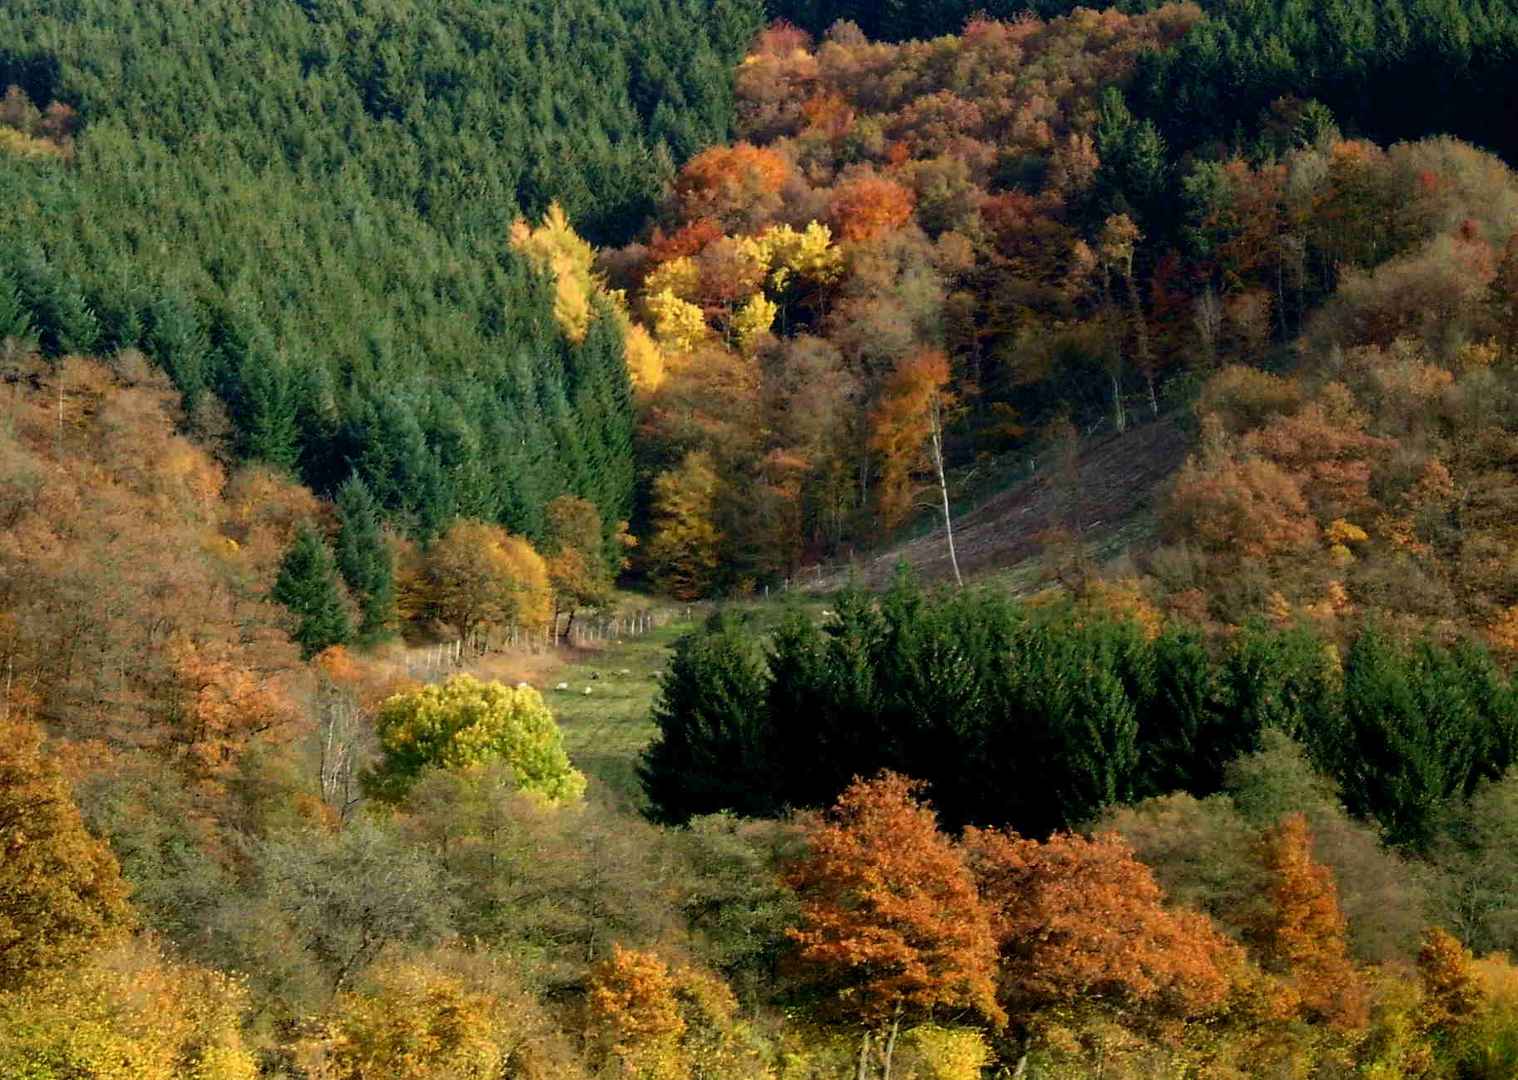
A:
<box><xmin>511</xmin><ymin>202</ymin><xmax>600</xmax><ymax>344</ymax></box>
<box><xmin>302</xmin><ymin>953</ymin><xmax>585</xmax><ymax>1080</ymax></box>
<box><xmin>0</xmin><ymin>714</ymin><xmax>134</xmax><ymax>990</ymax></box>
<box><xmin>646</xmin><ymin>452</ymin><xmax>723</xmax><ymax>600</ymax></box>
<box><xmin>0</xmin><ymin>940</ymin><xmax>258</xmax><ymax>1080</ymax></box>
<box><xmin>401</xmin><ymin>520</ymin><xmax>552</xmax><ymax>640</ymax></box>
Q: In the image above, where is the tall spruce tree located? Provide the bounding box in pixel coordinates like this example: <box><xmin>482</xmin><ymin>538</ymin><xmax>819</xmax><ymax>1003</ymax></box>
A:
<box><xmin>335</xmin><ymin>476</ymin><xmax>395</xmax><ymax>643</ymax></box>
<box><xmin>638</xmin><ymin>612</ymin><xmax>773</xmax><ymax>823</ymax></box>
<box><xmin>272</xmin><ymin>524</ymin><xmax>352</xmax><ymax>659</ymax></box>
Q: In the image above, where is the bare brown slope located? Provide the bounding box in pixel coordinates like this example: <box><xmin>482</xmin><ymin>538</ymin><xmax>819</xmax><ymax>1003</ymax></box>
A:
<box><xmin>807</xmin><ymin>419</ymin><xmax>1189</xmax><ymax>591</ymax></box>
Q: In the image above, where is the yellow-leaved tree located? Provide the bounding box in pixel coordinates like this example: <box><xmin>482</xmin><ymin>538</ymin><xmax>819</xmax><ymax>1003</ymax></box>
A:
<box><xmin>301</xmin><ymin>951</ymin><xmax>586</xmax><ymax>1080</ymax></box>
<box><xmin>511</xmin><ymin>202</ymin><xmax>600</xmax><ymax>344</ymax></box>
<box><xmin>0</xmin><ymin>714</ymin><xmax>134</xmax><ymax>990</ymax></box>
<box><xmin>400</xmin><ymin>520</ymin><xmax>552</xmax><ymax>641</ymax></box>
<box><xmin>365</xmin><ymin>674</ymin><xmax>585</xmax><ymax>803</ymax></box>
<box><xmin>0</xmin><ymin>940</ymin><xmax>258</xmax><ymax>1080</ymax></box>
<box><xmin>646</xmin><ymin>452</ymin><xmax>723</xmax><ymax>600</ymax></box>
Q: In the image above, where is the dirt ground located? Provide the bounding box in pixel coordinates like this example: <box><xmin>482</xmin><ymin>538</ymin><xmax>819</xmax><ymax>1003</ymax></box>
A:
<box><xmin>808</xmin><ymin>417</ymin><xmax>1188</xmax><ymax>590</ymax></box>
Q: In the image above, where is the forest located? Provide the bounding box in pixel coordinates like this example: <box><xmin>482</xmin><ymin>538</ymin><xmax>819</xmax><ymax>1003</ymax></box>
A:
<box><xmin>6</xmin><ymin>0</ymin><xmax>1518</xmax><ymax>1076</ymax></box>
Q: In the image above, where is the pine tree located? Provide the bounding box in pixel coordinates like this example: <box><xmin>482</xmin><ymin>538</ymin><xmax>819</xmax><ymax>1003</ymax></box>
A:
<box><xmin>1340</xmin><ymin>630</ymin><xmax>1483</xmax><ymax>850</ymax></box>
<box><xmin>237</xmin><ymin>353</ymin><xmax>301</xmax><ymax>472</ymax></box>
<box><xmin>336</xmin><ymin>475</ymin><xmax>395</xmax><ymax>643</ymax></box>
<box><xmin>639</xmin><ymin>612</ymin><xmax>773</xmax><ymax>824</ymax></box>
<box><xmin>0</xmin><ymin>271</ymin><xmax>34</xmax><ymax>349</ymax></box>
<box><xmin>271</xmin><ymin>524</ymin><xmax>352</xmax><ymax>659</ymax></box>
<box><xmin>1137</xmin><ymin>625</ymin><xmax>1234</xmax><ymax>797</ymax></box>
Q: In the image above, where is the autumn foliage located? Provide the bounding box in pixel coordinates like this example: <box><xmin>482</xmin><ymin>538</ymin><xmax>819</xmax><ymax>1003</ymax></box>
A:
<box><xmin>827</xmin><ymin>176</ymin><xmax>916</xmax><ymax>243</ymax></box>
<box><xmin>0</xmin><ymin>714</ymin><xmax>134</xmax><ymax>990</ymax></box>
<box><xmin>963</xmin><ymin>826</ymin><xmax>1237</xmax><ymax>1019</ymax></box>
<box><xmin>1249</xmin><ymin>813</ymin><xmax>1368</xmax><ymax>1028</ymax></box>
<box><xmin>785</xmin><ymin>774</ymin><xmax>1003</xmax><ymax>1031</ymax></box>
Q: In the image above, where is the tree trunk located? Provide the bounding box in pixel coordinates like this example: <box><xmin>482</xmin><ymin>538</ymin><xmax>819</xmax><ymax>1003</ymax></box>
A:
<box><xmin>1122</xmin><ymin>269</ymin><xmax>1154</xmax><ymax>418</ymax></box>
<box><xmin>856</xmin><ymin>1030</ymin><xmax>872</xmax><ymax>1080</ymax></box>
<box><xmin>881</xmin><ymin>1003</ymin><xmax>903</xmax><ymax>1080</ymax></box>
<box><xmin>1111</xmin><ymin>373</ymin><xmax>1127</xmax><ymax>434</ymax></box>
<box><xmin>928</xmin><ymin>394</ymin><xmax>963</xmax><ymax>587</ymax></box>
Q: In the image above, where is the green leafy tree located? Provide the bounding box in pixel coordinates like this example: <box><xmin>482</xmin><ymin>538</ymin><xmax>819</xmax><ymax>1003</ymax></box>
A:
<box><xmin>271</xmin><ymin>523</ymin><xmax>353</xmax><ymax>659</ymax></box>
<box><xmin>366</xmin><ymin>674</ymin><xmax>585</xmax><ymax>803</ymax></box>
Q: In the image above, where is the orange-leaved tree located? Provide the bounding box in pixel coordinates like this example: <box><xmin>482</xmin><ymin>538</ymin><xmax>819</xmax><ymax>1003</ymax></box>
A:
<box><xmin>587</xmin><ymin>944</ymin><xmax>686</xmax><ymax>1080</ymax></box>
<box><xmin>869</xmin><ymin>350</ymin><xmax>962</xmax><ymax>583</ymax></box>
<box><xmin>962</xmin><ymin>827</ymin><xmax>1238</xmax><ymax>1023</ymax></box>
<box><xmin>827</xmin><ymin>176</ymin><xmax>916</xmax><ymax>243</ymax></box>
<box><xmin>1417</xmin><ymin>927</ymin><xmax>1484</xmax><ymax>1037</ymax></box>
<box><xmin>1248</xmin><ymin>813</ymin><xmax>1368</xmax><ymax>1029</ymax></box>
<box><xmin>674</xmin><ymin>143</ymin><xmax>791</xmax><ymax>230</ymax></box>
<box><xmin>785</xmin><ymin>773</ymin><xmax>1003</xmax><ymax>1080</ymax></box>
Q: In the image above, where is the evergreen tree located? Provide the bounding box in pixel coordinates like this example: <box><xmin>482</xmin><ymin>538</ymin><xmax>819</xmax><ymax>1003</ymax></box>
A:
<box><xmin>1136</xmin><ymin>625</ymin><xmax>1233</xmax><ymax>797</ymax></box>
<box><xmin>1339</xmin><ymin>630</ymin><xmax>1498</xmax><ymax>850</ymax></box>
<box><xmin>271</xmin><ymin>524</ymin><xmax>352</xmax><ymax>659</ymax></box>
<box><xmin>1223</xmin><ymin>622</ymin><xmax>1341</xmax><ymax>768</ymax></box>
<box><xmin>335</xmin><ymin>476</ymin><xmax>395</xmax><ymax>643</ymax></box>
<box><xmin>0</xmin><ymin>271</ymin><xmax>33</xmax><ymax>349</ymax></box>
<box><xmin>639</xmin><ymin>611</ymin><xmax>773</xmax><ymax>823</ymax></box>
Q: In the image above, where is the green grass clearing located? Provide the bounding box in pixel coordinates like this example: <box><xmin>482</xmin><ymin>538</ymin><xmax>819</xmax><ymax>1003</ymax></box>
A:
<box><xmin>543</xmin><ymin>618</ymin><xmax>691</xmax><ymax>808</ymax></box>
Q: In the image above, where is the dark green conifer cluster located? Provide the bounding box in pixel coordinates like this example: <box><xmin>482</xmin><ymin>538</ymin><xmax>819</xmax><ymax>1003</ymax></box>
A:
<box><xmin>0</xmin><ymin>0</ymin><xmax>761</xmax><ymax>540</ymax></box>
<box><xmin>642</xmin><ymin>572</ymin><xmax>1518</xmax><ymax>849</ymax></box>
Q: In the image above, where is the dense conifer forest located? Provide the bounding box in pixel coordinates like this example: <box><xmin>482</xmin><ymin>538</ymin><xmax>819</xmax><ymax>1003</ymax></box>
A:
<box><xmin>7</xmin><ymin>0</ymin><xmax>1518</xmax><ymax>1076</ymax></box>
<box><xmin>0</xmin><ymin>0</ymin><xmax>761</xmax><ymax>540</ymax></box>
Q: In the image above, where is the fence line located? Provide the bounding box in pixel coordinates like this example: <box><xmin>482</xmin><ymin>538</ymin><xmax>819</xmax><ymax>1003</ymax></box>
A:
<box><xmin>402</xmin><ymin>606</ymin><xmax>697</xmax><ymax>680</ymax></box>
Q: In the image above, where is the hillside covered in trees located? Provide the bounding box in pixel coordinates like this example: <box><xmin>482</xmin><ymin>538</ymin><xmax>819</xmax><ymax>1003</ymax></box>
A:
<box><xmin>0</xmin><ymin>0</ymin><xmax>763</xmax><ymax>543</ymax></box>
<box><xmin>7</xmin><ymin>0</ymin><xmax>1518</xmax><ymax>1077</ymax></box>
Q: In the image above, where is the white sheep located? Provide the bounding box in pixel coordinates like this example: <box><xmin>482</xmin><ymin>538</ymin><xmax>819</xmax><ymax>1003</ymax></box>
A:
<box><xmin>556</xmin><ymin>682</ymin><xmax>569</xmax><ymax>691</ymax></box>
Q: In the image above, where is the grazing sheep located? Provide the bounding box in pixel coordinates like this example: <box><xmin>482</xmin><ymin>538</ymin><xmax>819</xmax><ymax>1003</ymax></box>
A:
<box><xmin>556</xmin><ymin>682</ymin><xmax>569</xmax><ymax>691</ymax></box>
<box><xmin>618</xmin><ymin>668</ymin><xmax>632</xmax><ymax>677</ymax></box>
<box><xmin>582</xmin><ymin>686</ymin><xmax>593</xmax><ymax>695</ymax></box>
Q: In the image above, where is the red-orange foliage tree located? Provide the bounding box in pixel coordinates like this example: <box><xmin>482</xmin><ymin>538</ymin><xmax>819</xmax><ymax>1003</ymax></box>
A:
<box><xmin>962</xmin><ymin>827</ymin><xmax>1237</xmax><ymax>1022</ymax></box>
<box><xmin>785</xmin><ymin>773</ymin><xmax>1003</xmax><ymax>1080</ymax></box>
<box><xmin>1164</xmin><ymin>445</ymin><xmax>1320</xmax><ymax>560</ymax></box>
<box><xmin>674</xmin><ymin>143</ymin><xmax>791</xmax><ymax>229</ymax></box>
<box><xmin>1249</xmin><ymin>813</ymin><xmax>1368</xmax><ymax>1029</ymax></box>
<box><xmin>827</xmin><ymin>176</ymin><xmax>916</xmax><ymax>242</ymax></box>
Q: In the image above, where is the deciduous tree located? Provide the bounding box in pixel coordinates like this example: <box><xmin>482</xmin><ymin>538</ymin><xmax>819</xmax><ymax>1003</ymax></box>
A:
<box><xmin>403</xmin><ymin>520</ymin><xmax>551</xmax><ymax>640</ymax></box>
<box><xmin>1249</xmin><ymin>813</ymin><xmax>1367</xmax><ymax>1028</ymax></box>
<box><xmin>367</xmin><ymin>674</ymin><xmax>584</xmax><ymax>803</ymax></box>
<box><xmin>962</xmin><ymin>827</ymin><xmax>1237</xmax><ymax>1022</ymax></box>
<box><xmin>0</xmin><ymin>714</ymin><xmax>134</xmax><ymax>989</ymax></box>
<box><xmin>785</xmin><ymin>773</ymin><xmax>1002</xmax><ymax>1080</ymax></box>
